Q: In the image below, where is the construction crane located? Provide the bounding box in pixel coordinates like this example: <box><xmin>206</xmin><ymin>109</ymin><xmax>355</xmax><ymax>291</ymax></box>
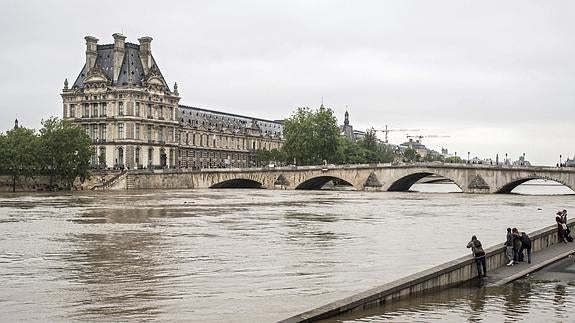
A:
<box><xmin>406</xmin><ymin>134</ymin><xmax>450</xmax><ymax>144</ymax></box>
<box><xmin>374</xmin><ymin>125</ymin><xmax>420</xmax><ymax>143</ymax></box>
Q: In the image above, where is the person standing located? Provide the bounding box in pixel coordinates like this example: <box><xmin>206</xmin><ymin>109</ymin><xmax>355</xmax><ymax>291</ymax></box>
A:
<box><xmin>556</xmin><ymin>211</ymin><xmax>567</xmax><ymax>243</ymax></box>
<box><xmin>520</xmin><ymin>231</ymin><xmax>532</xmax><ymax>264</ymax></box>
<box><xmin>505</xmin><ymin>228</ymin><xmax>514</xmax><ymax>266</ymax></box>
<box><xmin>467</xmin><ymin>235</ymin><xmax>487</xmax><ymax>277</ymax></box>
<box><xmin>512</xmin><ymin>228</ymin><xmax>523</xmax><ymax>263</ymax></box>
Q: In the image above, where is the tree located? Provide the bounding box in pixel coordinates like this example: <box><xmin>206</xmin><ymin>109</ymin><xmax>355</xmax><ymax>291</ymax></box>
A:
<box><xmin>335</xmin><ymin>136</ymin><xmax>365</xmax><ymax>164</ymax></box>
<box><xmin>445</xmin><ymin>156</ymin><xmax>463</xmax><ymax>163</ymax></box>
<box><xmin>282</xmin><ymin>106</ymin><xmax>340</xmax><ymax>165</ymax></box>
<box><xmin>254</xmin><ymin>149</ymin><xmax>272</xmax><ymax>166</ymax></box>
<box><xmin>0</xmin><ymin>127</ymin><xmax>39</xmax><ymax>192</ymax></box>
<box><xmin>39</xmin><ymin>117</ymin><xmax>92</xmax><ymax>189</ymax></box>
<box><xmin>403</xmin><ymin>147</ymin><xmax>421</xmax><ymax>162</ymax></box>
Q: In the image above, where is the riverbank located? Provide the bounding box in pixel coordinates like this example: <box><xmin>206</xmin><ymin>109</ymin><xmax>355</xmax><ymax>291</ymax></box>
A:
<box><xmin>0</xmin><ymin>170</ymin><xmax>123</xmax><ymax>192</ymax></box>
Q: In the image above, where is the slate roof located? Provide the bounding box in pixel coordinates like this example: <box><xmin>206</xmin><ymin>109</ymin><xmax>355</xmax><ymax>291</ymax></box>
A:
<box><xmin>72</xmin><ymin>43</ymin><xmax>169</xmax><ymax>90</ymax></box>
<box><xmin>179</xmin><ymin>105</ymin><xmax>283</xmax><ymax>137</ymax></box>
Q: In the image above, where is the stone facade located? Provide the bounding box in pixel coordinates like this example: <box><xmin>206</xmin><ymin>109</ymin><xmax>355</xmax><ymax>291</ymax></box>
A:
<box><xmin>178</xmin><ymin>105</ymin><xmax>283</xmax><ymax>168</ymax></box>
<box><xmin>62</xmin><ymin>34</ymin><xmax>283</xmax><ymax>170</ymax></box>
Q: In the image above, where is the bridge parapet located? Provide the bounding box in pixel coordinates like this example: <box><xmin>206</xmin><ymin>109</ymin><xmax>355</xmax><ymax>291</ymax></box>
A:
<box><xmin>124</xmin><ymin>163</ymin><xmax>575</xmax><ymax>193</ymax></box>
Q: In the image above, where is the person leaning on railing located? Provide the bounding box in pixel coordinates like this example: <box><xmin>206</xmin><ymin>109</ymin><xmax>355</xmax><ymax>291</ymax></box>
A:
<box><xmin>466</xmin><ymin>235</ymin><xmax>487</xmax><ymax>277</ymax></box>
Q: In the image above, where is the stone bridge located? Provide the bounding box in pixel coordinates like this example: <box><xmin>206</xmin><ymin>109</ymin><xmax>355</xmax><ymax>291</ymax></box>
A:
<box><xmin>121</xmin><ymin>163</ymin><xmax>575</xmax><ymax>193</ymax></box>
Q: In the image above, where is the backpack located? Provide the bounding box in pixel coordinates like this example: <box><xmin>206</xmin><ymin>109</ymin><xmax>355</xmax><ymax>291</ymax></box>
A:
<box><xmin>473</xmin><ymin>240</ymin><xmax>485</xmax><ymax>257</ymax></box>
<box><xmin>521</xmin><ymin>232</ymin><xmax>531</xmax><ymax>246</ymax></box>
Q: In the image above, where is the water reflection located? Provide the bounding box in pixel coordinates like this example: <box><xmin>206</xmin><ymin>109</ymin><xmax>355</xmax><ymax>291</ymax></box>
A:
<box><xmin>57</xmin><ymin>208</ymin><xmax>175</xmax><ymax>321</ymax></box>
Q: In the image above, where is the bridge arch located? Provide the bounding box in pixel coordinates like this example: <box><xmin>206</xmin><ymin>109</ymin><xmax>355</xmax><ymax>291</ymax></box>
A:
<box><xmin>210</xmin><ymin>178</ymin><xmax>264</xmax><ymax>189</ymax></box>
<box><xmin>295</xmin><ymin>176</ymin><xmax>357</xmax><ymax>190</ymax></box>
<box><xmin>496</xmin><ymin>176</ymin><xmax>575</xmax><ymax>194</ymax></box>
<box><xmin>387</xmin><ymin>171</ymin><xmax>463</xmax><ymax>192</ymax></box>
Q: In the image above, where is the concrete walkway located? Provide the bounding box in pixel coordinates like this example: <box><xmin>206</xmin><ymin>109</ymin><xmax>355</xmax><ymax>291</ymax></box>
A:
<box><xmin>485</xmin><ymin>241</ymin><xmax>575</xmax><ymax>287</ymax></box>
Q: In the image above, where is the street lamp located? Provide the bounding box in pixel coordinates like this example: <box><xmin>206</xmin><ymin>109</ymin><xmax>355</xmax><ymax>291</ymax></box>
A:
<box><xmin>505</xmin><ymin>153</ymin><xmax>507</xmax><ymax>165</ymax></box>
<box><xmin>560</xmin><ymin>154</ymin><xmax>562</xmax><ymax>167</ymax></box>
<box><xmin>467</xmin><ymin>151</ymin><xmax>470</xmax><ymax>164</ymax></box>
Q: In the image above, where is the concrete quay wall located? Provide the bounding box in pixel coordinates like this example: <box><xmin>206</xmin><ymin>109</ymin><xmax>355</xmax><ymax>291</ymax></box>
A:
<box><xmin>280</xmin><ymin>220</ymin><xmax>575</xmax><ymax>323</ymax></box>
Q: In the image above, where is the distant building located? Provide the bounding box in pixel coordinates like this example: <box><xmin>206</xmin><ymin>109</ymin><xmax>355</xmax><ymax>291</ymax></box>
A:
<box><xmin>62</xmin><ymin>34</ymin><xmax>283</xmax><ymax>169</ymax></box>
<box><xmin>399</xmin><ymin>138</ymin><xmax>428</xmax><ymax>157</ymax></box>
<box><xmin>340</xmin><ymin>110</ymin><xmax>353</xmax><ymax>140</ymax></box>
<box><xmin>339</xmin><ymin>110</ymin><xmax>366</xmax><ymax>141</ymax></box>
<box><xmin>512</xmin><ymin>155</ymin><xmax>531</xmax><ymax>167</ymax></box>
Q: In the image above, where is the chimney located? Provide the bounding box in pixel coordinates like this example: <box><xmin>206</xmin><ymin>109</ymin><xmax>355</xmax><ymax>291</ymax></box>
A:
<box><xmin>138</xmin><ymin>36</ymin><xmax>153</xmax><ymax>74</ymax></box>
<box><xmin>112</xmin><ymin>33</ymin><xmax>126</xmax><ymax>83</ymax></box>
<box><xmin>84</xmin><ymin>36</ymin><xmax>98</xmax><ymax>70</ymax></box>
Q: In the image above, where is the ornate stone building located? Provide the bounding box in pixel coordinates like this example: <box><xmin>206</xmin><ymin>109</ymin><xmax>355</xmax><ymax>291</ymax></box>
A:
<box><xmin>62</xmin><ymin>34</ymin><xmax>283</xmax><ymax>169</ymax></box>
<box><xmin>178</xmin><ymin>105</ymin><xmax>283</xmax><ymax>168</ymax></box>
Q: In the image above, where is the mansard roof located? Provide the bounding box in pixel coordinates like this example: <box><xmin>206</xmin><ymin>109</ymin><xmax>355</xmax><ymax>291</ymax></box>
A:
<box><xmin>178</xmin><ymin>104</ymin><xmax>283</xmax><ymax>137</ymax></box>
<box><xmin>72</xmin><ymin>43</ymin><xmax>169</xmax><ymax>90</ymax></box>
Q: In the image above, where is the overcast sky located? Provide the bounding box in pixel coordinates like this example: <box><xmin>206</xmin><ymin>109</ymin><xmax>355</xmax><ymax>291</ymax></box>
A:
<box><xmin>2</xmin><ymin>0</ymin><xmax>574</xmax><ymax>165</ymax></box>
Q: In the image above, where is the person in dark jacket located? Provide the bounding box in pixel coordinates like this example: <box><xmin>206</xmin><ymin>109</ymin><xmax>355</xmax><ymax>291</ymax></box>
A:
<box><xmin>561</xmin><ymin>209</ymin><xmax>573</xmax><ymax>242</ymax></box>
<box><xmin>556</xmin><ymin>211</ymin><xmax>567</xmax><ymax>243</ymax></box>
<box><xmin>512</xmin><ymin>228</ymin><xmax>523</xmax><ymax>263</ymax></box>
<box><xmin>467</xmin><ymin>235</ymin><xmax>487</xmax><ymax>277</ymax></box>
<box><xmin>519</xmin><ymin>231</ymin><xmax>532</xmax><ymax>264</ymax></box>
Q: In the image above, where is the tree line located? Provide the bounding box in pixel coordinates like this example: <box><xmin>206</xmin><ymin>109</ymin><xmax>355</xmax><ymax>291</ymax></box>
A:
<box><xmin>0</xmin><ymin>117</ymin><xmax>92</xmax><ymax>191</ymax></box>
<box><xmin>254</xmin><ymin>105</ymin><xmax>458</xmax><ymax>167</ymax></box>
<box><xmin>255</xmin><ymin>106</ymin><xmax>396</xmax><ymax>166</ymax></box>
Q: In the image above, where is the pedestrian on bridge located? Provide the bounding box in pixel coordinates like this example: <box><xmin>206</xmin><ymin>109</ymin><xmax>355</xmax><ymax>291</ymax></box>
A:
<box><xmin>467</xmin><ymin>235</ymin><xmax>487</xmax><ymax>277</ymax></box>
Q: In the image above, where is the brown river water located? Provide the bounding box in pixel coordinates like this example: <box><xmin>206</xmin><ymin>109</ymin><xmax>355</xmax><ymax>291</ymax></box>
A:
<box><xmin>0</xmin><ymin>181</ymin><xmax>574</xmax><ymax>322</ymax></box>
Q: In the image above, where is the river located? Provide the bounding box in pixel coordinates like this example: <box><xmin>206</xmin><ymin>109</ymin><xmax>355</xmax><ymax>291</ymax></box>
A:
<box><xmin>0</xmin><ymin>181</ymin><xmax>573</xmax><ymax>322</ymax></box>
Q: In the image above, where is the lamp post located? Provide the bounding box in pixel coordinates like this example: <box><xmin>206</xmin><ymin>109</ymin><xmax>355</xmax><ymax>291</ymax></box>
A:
<box><xmin>467</xmin><ymin>151</ymin><xmax>470</xmax><ymax>164</ymax></box>
<box><xmin>505</xmin><ymin>153</ymin><xmax>508</xmax><ymax>166</ymax></box>
<box><xmin>560</xmin><ymin>154</ymin><xmax>562</xmax><ymax>167</ymax></box>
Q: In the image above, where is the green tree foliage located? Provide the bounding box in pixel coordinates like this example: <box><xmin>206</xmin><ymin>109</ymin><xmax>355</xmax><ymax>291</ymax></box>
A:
<box><xmin>0</xmin><ymin>127</ymin><xmax>39</xmax><ymax>192</ymax></box>
<box><xmin>403</xmin><ymin>147</ymin><xmax>421</xmax><ymax>162</ymax></box>
<box><xmin>355</xmin><ymin>128</ymin><xmax>395</xmax><ymax>164</ymax></box>
<box><xmin>255</xmin><ymin>149</ymin><xmax>271</xmax><ymax>166</ymax></box>
<box><xmin>444</xmin><ymin>156</ymin><xmax>463</xmax><ymax>163</ymax></box>
<box><xmin>336</xmin><ymin>137</ymin><xmax>366</xmax><ymax>164</ymax></box>
<box><xmin>255</xmin><ymin>148</ymin><xmax>288</xmax><ymax>166</ymax></box>
<box><xmin>38</xmin><ymin>117</ymin><xmax>92</xmax><ymax>189</ymax></box>
<box><xmin>282</xmin><ymin>106</ymin><xmax>340</xmax><ymax>165</ymax></box>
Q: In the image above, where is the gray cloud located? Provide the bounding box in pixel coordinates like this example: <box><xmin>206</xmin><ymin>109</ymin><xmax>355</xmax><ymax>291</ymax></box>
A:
<box><xmin>1</xmin><ymin>0</ymin><xmax>574</xmax><ymax>165</ymax></box>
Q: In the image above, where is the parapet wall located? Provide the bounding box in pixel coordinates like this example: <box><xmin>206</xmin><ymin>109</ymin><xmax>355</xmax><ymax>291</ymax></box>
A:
<box><xmin>280</xmin><ymin>220</ymin><xmax>575</xmax><ymax>323</ymax></box>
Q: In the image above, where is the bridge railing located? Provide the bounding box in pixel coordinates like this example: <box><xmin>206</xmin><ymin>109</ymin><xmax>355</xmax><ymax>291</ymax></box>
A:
<box><xmin>126</xmin><ymin>162</ymin><xmax>573</xmax><ymax>175</ymax></box>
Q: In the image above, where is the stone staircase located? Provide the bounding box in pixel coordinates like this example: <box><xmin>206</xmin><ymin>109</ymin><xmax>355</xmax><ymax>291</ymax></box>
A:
<box><xmin>126</xmin><ymin>174</ymin><xmax>135</xmax><ymax>190</ymax></box>
<box><xmin>91</xmin><ymin>170</ymin><xmax>128</xmax><ymax>190</ymax></box>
